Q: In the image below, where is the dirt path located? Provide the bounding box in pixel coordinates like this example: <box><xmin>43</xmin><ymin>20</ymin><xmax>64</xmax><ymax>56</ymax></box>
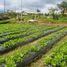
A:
<box><xmin>44</xmin><ymin>23</ymin><xmax>67</xmax><ymax>26</ymax></box>
<box><xmin>38</xmin><ymin>21</ymin><xmax>67</xmax><ymax>26</ymax></box>
<box><xmin>28</xmin><ymin>58</ymin><xmax>44</xmax><ymax>67</ymax></box>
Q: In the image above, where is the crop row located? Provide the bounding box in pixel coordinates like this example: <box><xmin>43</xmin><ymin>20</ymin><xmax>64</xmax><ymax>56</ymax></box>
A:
<box><xmin>44</xmin><ymin>36</ymin><xmax>67</xmax><ymax>67</ymax></box>
<box><xmin>0</xmin><ymin>27</ymin><xmax>64</xmax><ymax>54</ymax></box>
<box><xmin>0</xmin><ymin>25</ymin><xmax>55</xmax><ymax>37</ymax></box>
<box><xmin>16</xmin><ymin>30</ymin><xmax>67</xmax><ymax>67</ymax></box>
<box><xmin>0</xmin><ymin>24</ymin><xmax>56</xmax><ymax>35</ymax></box>
<box><xmin>0</xmin><ymin>25</ymin><xmax>42</xmax><ymax>37</ymax></box>
<box><xmin>2</xmin><ymin>26</ymin><xmax>56</xmax><ymax>39</ymax></box>
<box><xmin>0</xmin><ymin>24</ymin><xmax>32</xmax><ymax>34</ymax></box>
<box><xmin>0</xmin><ymin>27</ymin><xmax>66</xmax><ymax>67</ymax></box>
<box><xmin>0</xmin><ymin>26</ymin><xmax>56</xmax><ymax>44</ymax></box>
<box><xmin>0</xmin><ymin>25</ymin><xmax>57</xmax><ymax>44</ymax></box>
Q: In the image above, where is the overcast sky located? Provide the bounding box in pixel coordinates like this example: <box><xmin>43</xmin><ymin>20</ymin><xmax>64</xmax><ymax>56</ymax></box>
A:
<box><xmin>0</xmin><ymin>0</ymin><xmax>67</xmax><ymax>13</ymax></box>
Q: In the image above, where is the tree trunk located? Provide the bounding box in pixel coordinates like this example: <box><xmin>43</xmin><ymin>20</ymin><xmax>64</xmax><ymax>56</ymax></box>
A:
<box><xmin>62</xmin><ymin>9</ymin><xmax>65</xmax><ymax>16</ymax></box>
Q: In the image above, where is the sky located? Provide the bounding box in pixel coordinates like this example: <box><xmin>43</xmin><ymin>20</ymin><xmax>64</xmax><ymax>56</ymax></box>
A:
<box><xmin>0</xmin><ymin>0</ymin><xmax>67</xmax><ymax>13</ymax></box>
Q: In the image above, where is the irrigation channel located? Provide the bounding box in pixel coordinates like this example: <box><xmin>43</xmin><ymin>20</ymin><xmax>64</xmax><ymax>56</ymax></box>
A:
<box><xmin>0</xmin><ymin>27</ymin><xmax>64</xmax><ymax>54</ymax></box>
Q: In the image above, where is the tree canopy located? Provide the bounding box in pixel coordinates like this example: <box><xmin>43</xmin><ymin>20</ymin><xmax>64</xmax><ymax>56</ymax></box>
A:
<box><xmin>57</xmin><ymin>1</ymin><xmax>67</xmax><ymax>15</ymax></box>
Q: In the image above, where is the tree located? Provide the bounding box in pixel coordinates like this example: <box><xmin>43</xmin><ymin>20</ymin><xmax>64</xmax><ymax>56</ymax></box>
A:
<box><xmin>7</xmin><ymin>10</ymin><xmax>17</xmax><ymax>18</ymax></box>
<box><xmin>49</xmin><ymin>8</ymin><xmax>59</xmax><ymax>20</ymax></box>
<box><xmin>37</xmin><ymin>9</ymin><xmax>40</xmax><ymax>13</ymax></box>
<box><xmin>36</xmin><ymin>9</ymin><xmax>41</xmax><ymax>19</ymax></box>
<box><xmin>57</xmin><ymin>1</ymin><xmax>67</xmax><ymax>16</ymax></box>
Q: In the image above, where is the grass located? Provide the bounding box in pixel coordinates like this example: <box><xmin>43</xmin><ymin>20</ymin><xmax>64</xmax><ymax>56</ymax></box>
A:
<box><xmin>0</xmin><ymin>15</ymin><xmax>67</xmax><ymax>24</ymax></box>
<box><xmin>45</xmin><ymin>16</ymin><xmax>67</xmax><ymax>23</ymax></box>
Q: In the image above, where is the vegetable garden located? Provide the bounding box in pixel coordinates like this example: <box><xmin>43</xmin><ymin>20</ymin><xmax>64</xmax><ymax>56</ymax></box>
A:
<box><xmin>0</xmin><ymin>23</ymin><xmax>67</xmax><ymax>67</ymax></box>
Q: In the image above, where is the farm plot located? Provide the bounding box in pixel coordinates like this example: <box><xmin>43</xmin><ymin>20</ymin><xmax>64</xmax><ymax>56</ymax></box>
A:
<box><xmin>16</xmin><ymin>27</ymin><xmax>67</xmax><ymax>67</ymax></box>
<box><xmin>0</xmin><ymin>24</ymin><xmax>31</xmax><ymax>34</ymax></box>
<box><xmin>29</xmin><ymin>36</ymin><xmax>67</xmax><ymax>67</ymax></box>
<box><xmin>0</xmin><ymin>24</ymin><xmax>57</xmax><ymax>37</ymax></box>
<box><xmin>43</xmin><ymin>36</ymin><xmax>67</xmax><ymax>67</ymax></box>
<box><xmin>0</xmin><ymin>26</ymin><xmax>67</xmax><ymax>67</ymax></box>
<box><xmin>0</xmin><ymin>26</ymin><xmax>63</xmax><ymax>54</ymax></box>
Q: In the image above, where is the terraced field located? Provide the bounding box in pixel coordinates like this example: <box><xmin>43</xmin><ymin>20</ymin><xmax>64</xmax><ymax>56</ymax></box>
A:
<box><xmin>0</xmin><ymin>24</ymin><xmax>67</xmax><ymax>67</ymax></box>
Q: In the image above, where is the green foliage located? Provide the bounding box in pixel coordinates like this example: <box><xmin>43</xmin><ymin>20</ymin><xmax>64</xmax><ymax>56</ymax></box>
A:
<box><xmin>58</xmin><ymin>1</ymin><xmax>67</xmax><ymax>15</ymax></box>
<box><xmin>0</xmin><ymin>24</ymin><xmax>67</xmax><ymax>67</ymax></box>
<box><xmin>44</xmin><ymin>36</ymin><xmax>67</xmax><ymax>67</ymax></box>
<box><xmin>46</xmin><ymin>16</ymin><xmax>67</xmax><ymax>23</ymax></box>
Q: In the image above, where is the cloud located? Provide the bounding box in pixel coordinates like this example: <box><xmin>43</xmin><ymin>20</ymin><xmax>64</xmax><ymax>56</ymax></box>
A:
<box><xmin>0</xmin><ymin>4</ymin><xmax>4</xmax><ymax>10</ymax></box>
<box><xmin>0</xmin><ymin>0</ymin><xmax>67</xmax><ymax>13</ymax></box>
